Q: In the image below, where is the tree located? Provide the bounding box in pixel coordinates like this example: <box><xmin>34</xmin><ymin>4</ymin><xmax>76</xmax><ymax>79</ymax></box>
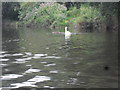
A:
<box><xmin>2</xmin><ymin>2</ymin><xmax>20</xmax><ymax>20</ymax></box>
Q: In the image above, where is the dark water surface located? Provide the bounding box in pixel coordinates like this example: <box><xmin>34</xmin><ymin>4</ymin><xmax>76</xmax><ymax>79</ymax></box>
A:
<box><xmin>1</xmin><ymin>27</ymin><xmax>118</xmax><ymax>89</ymax></box>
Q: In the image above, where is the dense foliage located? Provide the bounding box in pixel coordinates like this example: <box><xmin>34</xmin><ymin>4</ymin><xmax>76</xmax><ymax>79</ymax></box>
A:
<box><xmin>2</xmin><ymin>2</ymin><xmax>19</xmax><ymax>20</ymax></box>
<box><xmin>18</xmin><ymin>2</ymin><xmax>105</xmax><ymax>28</ymax></box>
<box><xmin>2</xmin><ymin>2</ymin><xmax>118</xmax><ymax>32</ymax></box>
<box><xmin>19</xmin><ymin>2</ymin><xmax>67</xmax><ymax>27</ymax></box>
<box><xmin>66</xmin><ymin>4</ymin><xmax>103</xmax><ymax>23</ymax></box>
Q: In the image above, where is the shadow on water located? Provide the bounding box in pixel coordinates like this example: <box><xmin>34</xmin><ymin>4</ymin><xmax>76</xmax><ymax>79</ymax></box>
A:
<box><xmin>1</xmin><ymin>27</ymin><xmax>118</xmax><ymax>89</ymax></box>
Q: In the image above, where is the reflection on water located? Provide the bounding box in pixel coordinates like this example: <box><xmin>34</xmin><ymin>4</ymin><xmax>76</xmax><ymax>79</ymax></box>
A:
<box><xmin>11</xmin><ymin>76</ymin><xmax>51</xmax><ymax>88</ymax></box>
<box><xmin>1</xmin><ymin>27</ymin><xmax>118</xmax><ymax>89</ymax></box>
<box><xmin>24</xmin><ymin>68</ymin><xmax>41</xmax><ymax>74</ymax></box>
<box><xmin>1</xmin><ymin>74</ymin><xmax>23</xmax><ymax>80</ymax></box>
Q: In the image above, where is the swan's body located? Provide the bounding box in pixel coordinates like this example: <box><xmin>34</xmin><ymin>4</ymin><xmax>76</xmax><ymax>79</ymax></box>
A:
<box><xmin>65</xmin><ymin>27</ymin><xmax>71</xmax><ymax>35</ymax></box>
<box><xmin>65</xmin><ymin>27</ymin><xmax>71</xmax><ymax>40</ymax></box>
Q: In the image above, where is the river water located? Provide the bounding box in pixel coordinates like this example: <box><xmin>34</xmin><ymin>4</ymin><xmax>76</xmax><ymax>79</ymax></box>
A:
<box><xmin>1</xmin><ymin>27</ymin><xmax>118</xmax><ymax>89</ymax></box>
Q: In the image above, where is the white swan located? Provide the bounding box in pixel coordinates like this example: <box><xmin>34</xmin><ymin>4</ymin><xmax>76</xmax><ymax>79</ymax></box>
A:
<box><xmin>65</xmin><ymin>26</ymin><xmax>71</xmax><ymax>35</ymax></box>
<box><xmin>65</xmin><ymin>26</ymin><xmax>71</xmax><ymax>40</ymax></box>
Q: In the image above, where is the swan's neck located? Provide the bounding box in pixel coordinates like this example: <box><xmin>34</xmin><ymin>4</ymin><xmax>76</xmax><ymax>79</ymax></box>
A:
<box><xmin>65</xmin><ymin>29</ymin><xmax>67</xmax><ymax>32</ymax></box>
<box><xmin>65</xmin><ymin>27</ymin><xmax>68</xmax><ymax>32</ymax></box>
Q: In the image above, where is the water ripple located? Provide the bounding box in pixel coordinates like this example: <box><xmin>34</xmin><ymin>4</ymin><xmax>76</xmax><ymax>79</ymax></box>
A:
<box><xmin>24</xmin><ymin>68</ymin><xmax>41</xmax><ymax>74</ymax></box>
<box><xmin>0</xmin><ymin>59</ymin><xmax>9</xmax><ymax>61</ymax></box>
<box><xmin>49</xmin><ymin>70</ymin><xmax>58</xmax><ymax>74</ymax></box>
<box><xmin>34</xmin><ymin>54</ymin><xmax>48</xmax><ymax>57</ymax></box>
<box><xmin>1</xmin><ymin>74</ymin><xmax>23</xmax><ymax>80</ymax></box>
<box><xmin>40</xmin><ymin>61</ymin><xmax>47</xmax><ymax>64</ymax></box>
<box><xmin>15</xmin><ymin>57</ymin><xmax>32</xmax><ymax>61</ymax></box>
<box><xmin>11</xmin><ymin>76</ymin><xmax>51</xmax><ymax>88</ymax></box>
<box><xmin>11</xmin><ymin>82</ymin><xmax>37</xmax><ymax>88</ymax></box>
<box><xmin>12</xmin><ymin>53</ymin><xmax>23</xmax><ymax>56</ymax></box>
<box><xmin>43</xmin><ymin>86</ymin><xmax>55</xmax><ymax>89</ymax></box>
<box><xmin>67</xmin><ymin>78</ymin><xmax>78</xmax><ymax>85</ymax></box>
<box><xmin>44</xmin><ymin>63</ymin><xmax>56</xmax><ymax>67</ymax></box>
<box><xmin>0</xmin><ymin>64</ymin><xmax>8</xmax><ymax>67</ymax></box>
<box><xmin>43</xmin><ymin>56</ymin><xmax>61</xmax><ymax>59</ymax></box>
<box><xmin>0</xmin><ymin>54</ymin><xmax>11</xmax><ymax>57</ymax></box>
<box><xmin>0</xmin><ymin>51</ymin><xmax>7</xmax><ymax>54</ymax></box>
<box><xmin>12</xmin><ymin>57</ymin><xmax>32</xmax><ymax>63</ymax></box>
<box><xmin>32</xmin><ymin>53</ymin><xmax>47</xmax><ymax>59</ymax></box>
<box><xmin>32</xmin><ymin>54</ymin><xmax>61</xmax><ymax>59</ymax></box>
<box><xmin>25</xmin><ymin>52</ymin><xmax>32</xmax><ymax>56</ymax></box>
<box><xmin>28</xmin><ymin>76</ymin><xmax>51</xmax><ymax>82</ymax></box>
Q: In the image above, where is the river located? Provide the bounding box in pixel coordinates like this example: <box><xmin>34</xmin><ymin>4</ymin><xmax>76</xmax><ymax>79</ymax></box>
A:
<box><xmin>1</xmin><ymin>27</ymin><xmax>118</xmax><ymax>89</ymax></box>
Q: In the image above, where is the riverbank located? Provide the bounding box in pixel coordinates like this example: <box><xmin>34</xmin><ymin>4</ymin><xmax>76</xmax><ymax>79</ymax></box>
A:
<box><xmin>70</xmin><ymin>16</ymin><xmax>118</xmax><ymax>33</ymax></box>
<box><xmin>2</xmin><ymin>2</ymin><xmax>118</xmax><ymax>33</ymax></box>
<box><xmin>15</xmin><ymin>2</ymin><xmax>118</xmax><ymax>33</ymax></box>
<box><xmin>2</xmin><ymin>17</ymin><xmax>118</xmax><ymax>33</ymax></box>
<box><xmin>2</xmin><ymin>20</ymin><xmax>18</xmax><ymax>28</ymax></box>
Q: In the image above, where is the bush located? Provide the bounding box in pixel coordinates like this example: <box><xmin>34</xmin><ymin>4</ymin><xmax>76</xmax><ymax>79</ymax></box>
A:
<box><xmin>66</xmin><ymin>4</ymin><xmax>103</xmax><ymax>24</ymax></box>
<box><xmin>18</xmin><ymin>3</ymin><xmax>105</xmax><ymax>28</ymax></box>
<box><xmin>2</xmin><ymin>2</ymin><xmax>20</xmax><ymax>20</ymax></box>
<box><xmin>19</xmin><ymin>2</ymin><xmax>67</xmax><ymax>27</ymax></box>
